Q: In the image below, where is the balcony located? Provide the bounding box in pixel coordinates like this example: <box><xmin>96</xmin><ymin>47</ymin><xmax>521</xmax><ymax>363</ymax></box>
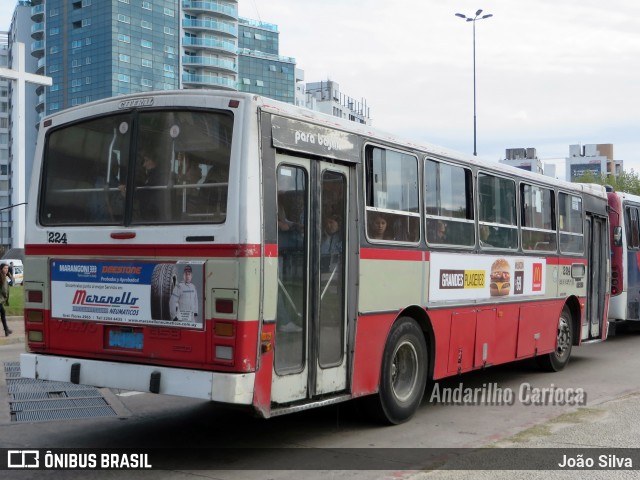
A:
<box><xmin>31</xmin><ymin>40</ymin><xmax>45</xmax><ymax>58</ymax></box>
<box><xmin>31</xmin><ymin>22</ymin><xmax>45</xmax><ymax>39</ymax></box>
<box><xmin>182</xmin><ymin>1</ymin><xmax>238</xmax><ymax>20</ymax></box>
<box><xmin>182</xmin><ymin>18</ymin><xmax>237</xmax><ymax>38</ymax></box>
<box><xmin>36</xmin><ymin>94</ymin><xmax>45</xmax><ymax>113</ymax></box>
<box><xmin>31</xmin><ymin>3</ymin><xmax>45</xmax><ymax>21</ymax></box>
<box><xmin>36</xmin><ymin>57</ymin><xmax>46</xmax><ymax>75</ymax></box>
<box><xmin>182</xmin><ymin>36</ymin><xmax>237</xmax><ymax>55</ymax></box>
<box><xmin>182</xmin><ymin>73</ymin><xmax>237</xmax><ymax>91</ymax></box>
<box><xmin>182</xmin><ymin>55</ymin><xmax>237</xmax><ymax>74</ymax></box>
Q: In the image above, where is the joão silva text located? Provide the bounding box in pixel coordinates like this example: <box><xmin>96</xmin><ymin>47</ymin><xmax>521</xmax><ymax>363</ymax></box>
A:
<box><xmin>559</xmin><ymin>454</ymin><xmax>632</xmax><ymax>469</ymax></box>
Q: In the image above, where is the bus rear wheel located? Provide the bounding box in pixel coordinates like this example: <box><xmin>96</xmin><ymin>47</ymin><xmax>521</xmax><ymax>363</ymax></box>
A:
<box><xmin>537</xmin><ymin>306</ymin><xmax>573</xmax><ymax>372</ymax></box>
<box><xmin>365</xmin><ymin>317</ymin><xmax>427</xmax><ymax>424</ymax></box>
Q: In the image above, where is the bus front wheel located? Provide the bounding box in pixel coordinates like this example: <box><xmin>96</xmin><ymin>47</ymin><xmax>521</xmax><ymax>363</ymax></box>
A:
<box><xmin>537</xmin><ymin>306</ymin><xmax>573</xmax><ymax>372</ymax></box>
<box><xmin>365</xmin><ymin>317</ymin><xmax>427</xmax><ymax>424</ymax></box>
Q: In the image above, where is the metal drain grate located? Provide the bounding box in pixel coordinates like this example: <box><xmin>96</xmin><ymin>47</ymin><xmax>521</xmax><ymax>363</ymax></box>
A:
<box><xmin>4</xmin><ymin>362</ymin><xmax>119</xmax><ymax>422</ymax></box>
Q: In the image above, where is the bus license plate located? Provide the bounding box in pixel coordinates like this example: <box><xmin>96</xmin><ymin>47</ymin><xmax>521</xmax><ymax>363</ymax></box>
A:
<box><xmin>108</xmin><ymin>330</ymin><xmax>143</xmax><ymax>350</ymax></box>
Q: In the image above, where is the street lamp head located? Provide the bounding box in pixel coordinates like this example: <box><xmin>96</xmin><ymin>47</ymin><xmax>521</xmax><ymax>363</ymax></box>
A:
<box><xmin>475</xmin><ymin>9</ymin><xmax>483</xmax><ymax>16</ymax></box>
<box><xmin>455</xmin><ymin>13</ymin><xmax>466</xmax><ymax>19</ymax></box>
<box><xmin>482</xmin><ymin>14</ymin><xmax>493</xmax><ymax>19</ymax></box>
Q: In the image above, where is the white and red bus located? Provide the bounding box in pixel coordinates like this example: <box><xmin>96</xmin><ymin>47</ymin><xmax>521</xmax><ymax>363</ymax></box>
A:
<box><xmin>20</xmin><ymin>91</ymin><xmax>609</xmax><ymax>424</ymax></box>
<box><xmin>607</xmin><ymin>189</ymin><xmax>640</xmax><ymax>327</ymax></box>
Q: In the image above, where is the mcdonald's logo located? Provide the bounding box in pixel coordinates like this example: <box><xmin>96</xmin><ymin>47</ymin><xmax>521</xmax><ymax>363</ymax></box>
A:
<box><xmin>532</xmin><ymin>263</ymin><xmax>543</xmax><ymax>291</ymax></box>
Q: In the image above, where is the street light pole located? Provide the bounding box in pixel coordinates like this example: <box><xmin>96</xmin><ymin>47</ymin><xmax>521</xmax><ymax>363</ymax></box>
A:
<box><xmin>455</xmin><ymin>9</ymin><xmax>493</xmax><ymax>156</ymax></box>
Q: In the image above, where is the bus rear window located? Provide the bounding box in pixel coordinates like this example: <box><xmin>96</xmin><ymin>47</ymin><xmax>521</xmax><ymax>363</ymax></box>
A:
<box><xmin>40</xmin><ymin>109</ymin><xmax>233</xmax><ymax>226</ymax></box>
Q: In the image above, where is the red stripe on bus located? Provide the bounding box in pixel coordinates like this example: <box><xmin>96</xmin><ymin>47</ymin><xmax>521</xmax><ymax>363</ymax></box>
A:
<box><xmin>264</xmin><ymin>244</ymin><xmax>278</xmax><ymax>258</ymax></box>
<box><xmin>25</xmin><ymin>243</ymin><xmax>263</xmax><ymax>258</ymax></box>
<box><xmin>360</xmin><ymin>248</ymin><xmax>425</xmax><ymax>261</ymax></box>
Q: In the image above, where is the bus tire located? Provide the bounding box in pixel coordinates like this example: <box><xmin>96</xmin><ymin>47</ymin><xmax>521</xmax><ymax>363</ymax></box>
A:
<box><xmin>537</xmin><ymin>306</ymin><xmax>573</xmax><ymax>372</ymax></box>
<box><xmin>151</xmin><ymin>264</ymin><xmax>177</xmax><ymax>320</ymax></box>
<box><xmin>365</xmin><ymin>317</ymin><xmax>427</xmax><ymax>425</ymax></box>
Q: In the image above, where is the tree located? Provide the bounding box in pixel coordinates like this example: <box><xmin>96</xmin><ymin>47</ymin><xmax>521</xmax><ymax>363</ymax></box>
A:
<box><xmin>574</xmin><ymin>170</ymin><xmax>640</xmax><ymax>195</ymax></box>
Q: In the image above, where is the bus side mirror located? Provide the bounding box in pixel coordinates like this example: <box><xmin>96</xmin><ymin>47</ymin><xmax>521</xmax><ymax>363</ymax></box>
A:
<box><xmin>613</xmin><ymin>226</ymin><xmax>622</xmax><ymax>247</ymax></box>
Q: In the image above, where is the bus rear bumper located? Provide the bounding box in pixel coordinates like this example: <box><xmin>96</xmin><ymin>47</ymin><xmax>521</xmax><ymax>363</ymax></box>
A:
<box><xmin>20</xmin><ymin>353</ymin><xmax>255</xmax><ymax>405</ymax></box>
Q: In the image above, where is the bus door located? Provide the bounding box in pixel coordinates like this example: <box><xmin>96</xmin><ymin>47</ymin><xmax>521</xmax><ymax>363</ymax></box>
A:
<box><xmin>584</xmin><ymin>214</ymin><xmax>608</xmax><ymax>339</ymax></box>
<box><xmin>271</xmin><ymin>155</ymin><xmax>351</xmax><ymax>404</ymax></box>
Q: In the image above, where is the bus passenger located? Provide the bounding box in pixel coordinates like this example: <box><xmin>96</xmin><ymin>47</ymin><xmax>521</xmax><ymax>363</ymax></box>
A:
<box><xmin>320</xmin><ymin>214</ymin><xmax>343</xmax><ymax>272</ymax></box>
<box><xmin>136</xmin><ymin>151</ymin><xmax>168</xmax><ymax>220</ymax></box>
<box><xmin>434</xmin><ymin>220</ymin><xmax>447</xmax><ymax>243</ymax></box>
<box><xmin>480</xmin><ymin>224</ymin><xmax>499</xmax><ymax>247</ymax></box>
<box><xmin>369</xmin><ymin>214</ymin><xmax>388</xmax><ymax>240</ymax></box>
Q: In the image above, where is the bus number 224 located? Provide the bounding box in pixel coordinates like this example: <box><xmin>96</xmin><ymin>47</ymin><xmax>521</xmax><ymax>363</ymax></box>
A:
<box><xmin>48</xmin><ymin>232</ymin><xmax>68</xmax><ymax>244</ymax></box>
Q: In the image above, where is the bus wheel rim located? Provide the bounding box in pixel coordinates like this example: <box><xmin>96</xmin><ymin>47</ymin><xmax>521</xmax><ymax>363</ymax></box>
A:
<box><xmin>391</xmin><ymin>340</ymin><xmax>419</xmax><ymax>402</ymax></box>
<box><xmin>556</xmin><ymin>315</ymin><xmax>571</xmax><ymax>358</ymax></box>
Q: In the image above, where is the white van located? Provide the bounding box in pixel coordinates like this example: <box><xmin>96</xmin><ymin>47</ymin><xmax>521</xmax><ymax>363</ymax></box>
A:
<box><xmin>2</xmin><ymin>259</ymin><xmax>23</xmax><ymax>285</ymax></box>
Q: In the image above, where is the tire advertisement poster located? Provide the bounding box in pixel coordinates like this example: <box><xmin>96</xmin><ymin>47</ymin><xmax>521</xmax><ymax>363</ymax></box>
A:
<box><xmin>50</xmin><ymin>260</ymin><xmax>204</xmax><ymax>329</ymax></box>
<box><xmin>428</xmin><ymin>252</ymin><xmax>547</xmax><ymax>302</ymax></box>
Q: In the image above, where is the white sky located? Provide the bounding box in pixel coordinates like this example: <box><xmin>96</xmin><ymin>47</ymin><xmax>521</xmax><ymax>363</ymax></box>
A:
<box><xmin>2</xmin><ymin>0</ymin><xmax>639</xmax><ymax>173</ymax></box>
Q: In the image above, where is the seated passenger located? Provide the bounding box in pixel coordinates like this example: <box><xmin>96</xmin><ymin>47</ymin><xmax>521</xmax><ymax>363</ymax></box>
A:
<box><xmin>369</xmin><ymin>214</ymin><xmax>388</xmax><ymax>240</ymax></box>
<box><xmin>480</xmin><ymin>224</ymin><xmax>501</xmax><ymax>247</ymax></box>
<box><xmin>428</xmin><ymin>219</ymin><xmax>448</xmax><ymax>243</ymax></box>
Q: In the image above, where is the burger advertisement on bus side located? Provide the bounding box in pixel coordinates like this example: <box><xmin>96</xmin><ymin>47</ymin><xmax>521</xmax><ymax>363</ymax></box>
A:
<box><xmin>429</xmin><ymin>253</ymin><xmax>546</xmax><ymax>302</ymax></box>
<box><xmin>489</xmin><ymin>258</ymin><xmax>511</xmax><ymax>297</ymax></box>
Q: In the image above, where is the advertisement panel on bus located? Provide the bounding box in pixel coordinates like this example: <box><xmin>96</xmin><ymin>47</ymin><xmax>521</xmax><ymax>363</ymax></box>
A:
<box><xmin>50</xmin><ymin>260</ymin><xmax>204</xmax><ymax>329</ymax></box>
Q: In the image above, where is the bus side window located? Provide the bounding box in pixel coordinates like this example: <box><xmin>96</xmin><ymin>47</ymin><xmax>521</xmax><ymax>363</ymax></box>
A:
<box><xmin>364</xmin><ymin>145</ymin><xmax>420</xmax><ymax>243</ymax></box>
<box><xmin>632</xmin><ymin>207</ymin><xmax>640</xmax><ymax>249</ymax></box>
<box><xmin>424</xmin><ymin>159</ymin><xmax>474</xmax><ymax>247</ymax></box>
<box><xmin>478</xmin><ymin>173</ymin><xmax>517</xmax><ymax>250</ymax></box>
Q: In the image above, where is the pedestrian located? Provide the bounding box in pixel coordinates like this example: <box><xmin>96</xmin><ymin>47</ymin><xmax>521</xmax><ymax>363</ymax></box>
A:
<box><xmin>7</xmin><ymin>261</ymin><xmax>14</xmax><ymax>286</ymax></box>
<box><xmin>0</xmin><ymin>263</ymin><xmax>12</xmax><ymax>336</ymax></box>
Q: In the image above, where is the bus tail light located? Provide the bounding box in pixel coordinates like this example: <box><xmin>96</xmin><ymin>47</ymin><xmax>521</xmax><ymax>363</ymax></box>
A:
<box><xmin>28</xmin><ymin>330</ymin><xmax>44</xmax><ymax>342</ymax></box>
<box><xmin>213</xmin><ymin>320</ymin><xmax>236</xmax><ymax>365</ymax></box>
<box><xmin>611</xmin><ymin>265</ymin><xmax>621</xmax><ymax>296</ymax></box>
<box><xmin>215</xmin><ymin>299</ymin><xmax>234</xmax><ymax>314</ymax></box>
<box><xmin>27</xmin><ymin>289</ymin><xmax>43</xmax><ymax>303</ymax></box>
<box><xmin>215</xmin><ymin>345</ymin><xmax>233</xmax><ymax>360</ymax></box>
<box><xmin>24</xmin><ymin>308</ymin><xmax>45</xmax><ymax>348</ymax></box>
<box><xmin>214</xmin><ymin>321</ymin><xmax>234</xmax><ymax>337</ymax></box>
<box><xmin>25</xmin><ymin>309</ymin><xmax>43</xmax><ymax>323</ymax></box>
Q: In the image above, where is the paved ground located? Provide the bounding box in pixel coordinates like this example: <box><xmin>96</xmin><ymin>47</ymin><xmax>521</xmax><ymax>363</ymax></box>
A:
<box><xmin>0</xmin><ymin>316</ymin><xmax>24</xmax><ymax>347</ymax></box>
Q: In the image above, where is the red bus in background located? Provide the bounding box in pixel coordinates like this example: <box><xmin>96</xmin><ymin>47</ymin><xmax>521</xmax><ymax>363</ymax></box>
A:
<box><xmin>20</xmin><ymin>91</ymin><xmax>609</xmax><ymax>424</ymax></box>
<box><xmin>607</xmin><ymin>189</ymin><xmax>640</xmax><ymax>329</ymax></box>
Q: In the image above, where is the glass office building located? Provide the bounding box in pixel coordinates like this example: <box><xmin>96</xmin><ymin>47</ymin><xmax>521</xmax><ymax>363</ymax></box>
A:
<box><xmin>237</xmin><ymin>18</ymin><xmax>295</xmax><ymax>104</ymax></box>
<box><xmin>30</xmin><ymin>0</ymin><xmax>185</xmax><ymax>114</ymax></box>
